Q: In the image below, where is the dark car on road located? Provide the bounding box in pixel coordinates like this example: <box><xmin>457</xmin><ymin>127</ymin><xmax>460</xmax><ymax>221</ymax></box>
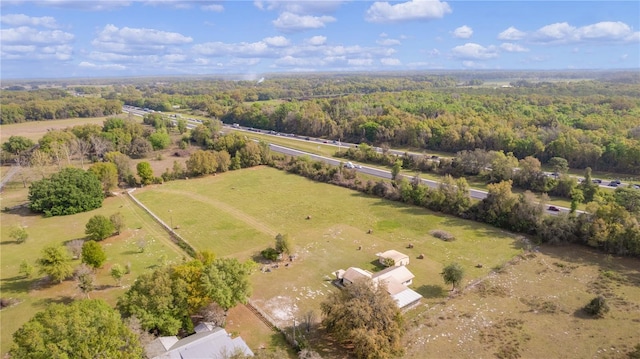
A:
<box><xmin>548</xmin><ymin>206</ymin><xmax>560</xmax><ymax>212</ymax></box>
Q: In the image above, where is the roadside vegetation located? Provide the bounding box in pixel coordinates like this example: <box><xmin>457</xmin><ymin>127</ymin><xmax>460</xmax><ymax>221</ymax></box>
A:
<box><xmin>1</xmin><ymin>72</ymin><xmax>639</xmax><ymax>358</ymax></box>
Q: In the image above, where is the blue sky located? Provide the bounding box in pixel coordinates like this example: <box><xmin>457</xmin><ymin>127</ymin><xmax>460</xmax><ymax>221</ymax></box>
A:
<box><xmin>1</xmin><ymin>1</ymin><xmax>638</xmax><ymax>79</ymax></box>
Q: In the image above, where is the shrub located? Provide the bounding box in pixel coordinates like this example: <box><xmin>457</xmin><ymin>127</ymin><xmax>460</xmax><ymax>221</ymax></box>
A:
<box><xmin>261</xmin><ymin>247</ymin><xmax>279</xmax><ymax>261</ymax></box>
<box><xmin>584</xmin><ymin>296</ymin><xmax>609</xmax><ymax>317</ymax></box>
<box><xmin>430</xmin><ymin>229</ymin><xmax>455</xmax><ymax>241</ymax></box>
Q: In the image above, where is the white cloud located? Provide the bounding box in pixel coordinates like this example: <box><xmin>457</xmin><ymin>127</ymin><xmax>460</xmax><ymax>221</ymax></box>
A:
<box><xmin>1</xmin><ymin>26</ymin><xmax>73</xmax><ymax>44</ymax></box>
<box><xmin>531</xmin><ymin>21</ymin><xmax>639</xmax><ymax>44</ymax></box>
<box><xmin>577</xmin><ymin>21</ymin><xmax>638</xmax><ymax>42</ymax></box>
<box><xmin>428</xmin><ymin>48</ymin><xmax>441</xmax><ymax>57</ymax></box>
<box><xmin>306</xmin><ymin>36</ymin><xmax>327</xmax><ymax>46</ymax></box>
<box><xmin>500</xmin><ymin>42</ymin><xmax>529</xmax><ymax>52</ymax></box>
<box><xmin>202</xmin><ymin>4</ymin><xmax>223</xmax><ymax>12</ymax></box>
<box><xmin>192</xmin><ymin>41</ymin><xmax>275</xmax><ymax>57</ymax></box>
<box><xmin>275</xmin><ymin>55</ymin><xmax>322</xmax><ymax>67</ymax></box>
<box><xmin>78</xmin><ymin>61</ymin><xmax>126</xmax><ymax>70</ymax></box>
<box><xmin>89</xmin><ymin>24</ymin><xmax>192</xmax><ymax>57</ymax></box>
<box><xmin>532</xmin><ymin>22</ymin><xmax>577</xmax><ymax>43</ymax></box>
<box><xmin>263</xmin><ymin>36</ymin><xmax>290</xmax><ymax>47</ymax></box>
<box><xmin>254</xmin><ymin>0</ymin><xmax>345</xmax><ymax>15</ymax></box>
<box><xmin>498</xmin><ymin>26</ymin><xmax>526</xmax><ymax>40</ymax></box>
<box><xmin>451</xmin><ymin>43</ymin><xmax>498</xmax><ymax>60</ymax></box>
<box><xmin>273</xmin><ymin>12</ymin><xmax>336</xmax><ymax>32</ymax></box>
<box><xmin>15</xmin><ymin>0</ymin><xmax>130</xmax><ymax>11</ymax></box>
<box><xmin>1</xmin><ymin>14</ymin><xmax>59</xmax><ymax>28</ymax></box>
<box><xmin>94</xmin><ymin>24</ymin><xmax>192</xmax><ymax>46</ymax></box>
<box><xmin>452</xmin><ymin>25</ymin><xmax>473</xmax><ymax>39</ymax></box>
<box><xmin>380</xmin><ymin>58</ymin><xmax>401</xmax><ymax>66</ymax></box>
<box><xmin>365</xmin><ymin>0</ymin><xmax>451</xmax><ymax>23</ymax></box>
<box><xmin>377</xmin><ymin>38</ymin><xmax>401</xmax><ymax>46</ymax></box>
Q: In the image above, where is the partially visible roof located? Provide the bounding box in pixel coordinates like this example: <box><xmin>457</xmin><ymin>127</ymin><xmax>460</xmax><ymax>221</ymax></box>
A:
<box><xmin>342</xmin><ymin>267</ymin><xmax>372</xmax><ymax>283</ymax></box>
<box><xmin>392</xmin><ymin>288</ymin><xmax>423</xmax><ymax>309</ymax></box>
<box><xmin>148</xmin><ymin>326</ymin><xmax>253</xmax><ymax>359</ymax></box>
<box><xmin>376</xmin><ymin>250</ymin><xmax>409</xmax><ymax>262</ymax></box>
<box><xmin>373</xmin><ymin>265</ymin><xmax>415</xmax><ymax>284</ymax></box>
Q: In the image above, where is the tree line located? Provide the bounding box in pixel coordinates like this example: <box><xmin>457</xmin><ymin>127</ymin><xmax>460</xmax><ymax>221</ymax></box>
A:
<box><xmin>271</xmin><ymin>155</ymin><xmax>640</xmax><ymax>257</ymax></box>
<box><xmin>4</xmin><ymin>74</ymin><xmax>639</xmax><ymax>173</ymax></box>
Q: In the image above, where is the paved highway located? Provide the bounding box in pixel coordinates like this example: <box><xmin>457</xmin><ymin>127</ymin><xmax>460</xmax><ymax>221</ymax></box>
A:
<box><xmin>268</xmin><ymin>144</ymin><xmax>579</xmax><ymax>215</ymax></box>
<box><xmin>119</xmin><ymin>105</ymin><xmax>594</xmax><ymax>214</ymax></box>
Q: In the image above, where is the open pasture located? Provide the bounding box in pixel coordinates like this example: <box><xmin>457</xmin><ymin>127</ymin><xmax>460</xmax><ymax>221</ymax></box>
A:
<box><xmin>134</xmin><ymin>166</ymin><xmax>524</xmax><ymax>326</ymax></box>
<box><xmin>0</xmin><ymin>180</ymin><xmax>185</xmax><ymax>355</ymax></box>
<box><xmin>0</xmin><ymin>117</ymin><xmax>116</xmax><ymax>143</ymax></box>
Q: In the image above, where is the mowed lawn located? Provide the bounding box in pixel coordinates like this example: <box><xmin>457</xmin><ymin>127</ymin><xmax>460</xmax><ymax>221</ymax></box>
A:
<box><xmin>0</xmin><ymin>173</ymin><xmax>185</xmax><ymax>356</ymax></box>
<box><xmin>134</xmin><ymin>166</ymin><xmax>524</xmax><ymax>328</ymax></box>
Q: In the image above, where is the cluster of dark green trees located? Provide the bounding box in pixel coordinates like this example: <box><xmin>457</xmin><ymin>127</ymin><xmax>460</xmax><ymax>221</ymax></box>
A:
<box><xmin>0</xmin><ymin>88</ymin><xmax>122</xmax><ymax>123</ymax></box>
<box><xmin>272</xmin><ymin>155</ymin><xmax>640</xmax><ymax>256</ymax></box>
<box><xmin>5</xmin><ymin>74</ymin><xmax>640</xmax><ymax>173</ymax></box>
<box><xmin>11</xmin><ymin>253</ymin><xmax>255</xmax><ymax>358</ymax></box>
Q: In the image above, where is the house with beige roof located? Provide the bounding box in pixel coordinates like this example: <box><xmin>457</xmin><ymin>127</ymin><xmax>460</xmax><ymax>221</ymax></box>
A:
<box><xmin>334</xmin><ymin>251</ymin><xmax>422</xmax><ymax>309</ymax></box>
<box><xmin>376</xmin><ymin>249</ymin><xmax>410</xmax><ymax>267</ymax></box>
<box><xmin>145</xmin><ymin>323</ymin><xmax>253</xmax><ymax>359</ymax></box>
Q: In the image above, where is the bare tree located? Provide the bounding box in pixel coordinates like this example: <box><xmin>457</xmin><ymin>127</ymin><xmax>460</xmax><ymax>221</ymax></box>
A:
<box><xmin>303</xmin><ymin>310</ymin><xmax>316</xmax><ymax>333</ymax></box>
<box><xmin>90</xmin><ymin>135</ymin><xmax>111</xmax><ymax>159</ymax></box>
<box><xmin>66</xmin><ymin>239</ymin><xmax>85</xmax><ymax>259</ymax></box>
<box><xmin>197</xmin><ymin>302</ymin><xmax>227</xmax><ymax>327</ymax></box>
<box><xmin>71</xmin><ymin>138</ymin><xmax>91</xmax><ymax>169</ymax></box>
<box><xmin>75</xmin><ymin>263</ymin><xmax>95</xmax><ymax>299</ymax></box>
<box><xmin>30</xmin><ymin>149</ymin><xmax>51</xmax><ymax>179</ymax></box>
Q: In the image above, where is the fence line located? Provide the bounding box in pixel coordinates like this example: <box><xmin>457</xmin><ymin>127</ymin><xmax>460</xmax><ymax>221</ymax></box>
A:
<box><xmin>125</xmin><ymin>189</ymin><xmax>197</xmax><ymax>258</ymax></box>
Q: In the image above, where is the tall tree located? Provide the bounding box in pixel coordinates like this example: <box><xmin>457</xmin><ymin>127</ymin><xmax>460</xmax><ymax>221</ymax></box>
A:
<box><xmin>186</xmin><ymin>150</ymin><xmax>218</xmax><ymax>176</ymax></box>
<box><xmin>321</xmin><ymin>279</ymin><xmax>404</xmax><ymax>359</ymax></box>
<box><xmin>10</xmin><ymin>299</ymin><xmax>143</xmax><ymax>358</ymax></box>
<box><xmin>136</xmin><ymin>161</ymin><xmax>154</xmax><ymax>185</ymax></box>
<box><xmin>275</xmin><ymin>233</ymin><xmax>293</xmax><ymax>256</ymax></box>
<box><xmin>441</xmin><ymin>263</ymin><xmax>464</xmax><ymax>290</ymax></box>
<box><xmin>85</xmin><ymin>214</ymin><xmax>115</xmax><ymax>241</ymax></box>
<box><xmin>117</xmin><ymin>266</ymin><xmax>191</xmax><ymax>336</ymax></box>
<box><xmin>89</xmin><ymin>162</ymin><xmax>119</xmax><ymax>195</ymax></box>
<box><xmin>28</xmin><ymin>167</ymin><xmax>104</xmax><ymax>217</ymax></box>
<box><xmin>81</xmin><ymin>240</ymin><xmax>107</xmax><ymax>269</ymax></box>
<box><xmin>202</xmin><ymin>258</ymin><xmax>254</xmax><ymax>311</ymax></box>
<box><xmin>36</xmin><ymin>245</ymin><xmax>73</xmax><ymax>283</ymax></box>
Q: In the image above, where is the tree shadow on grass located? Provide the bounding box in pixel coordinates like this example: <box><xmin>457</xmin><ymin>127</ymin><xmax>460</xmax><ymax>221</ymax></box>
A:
<box><xmin>2</xmin><ymin>205</ymin><xmax>40</xmax><ymax>218</ymax></box>
<box><xmin>0</xmin><ymin>240</ymin><xmax>21</xmax><ymax>245</ymax></box>
<box><xmin>0</xmin><ymin>276</ymin><xmax>36</xmax><ymax>294</ymax></box>
<box><xmin>573</xmin><ymin>308</ymin><xmax>598</xmax><ymax>320</ymax></box>
<box><xmin>121</xmin><ymin>250</ymin><xmax>141</xmax><ymax>256</ymax></box>
<box><xmin>32</xmin><ymin>295</ymin><xmax>73</xmax><ymax>307</ymax></box>
<box><xmin>415</xmin><ymin>284</ymin><xmax>447</xmax><ymax>299</ymax></box>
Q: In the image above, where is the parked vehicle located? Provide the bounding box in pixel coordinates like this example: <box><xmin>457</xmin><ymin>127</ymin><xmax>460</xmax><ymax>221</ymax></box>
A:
<box><xmin>548</xmin><ymin>206</ymin><xmax>560</xmax><ymax>212</ymax></box>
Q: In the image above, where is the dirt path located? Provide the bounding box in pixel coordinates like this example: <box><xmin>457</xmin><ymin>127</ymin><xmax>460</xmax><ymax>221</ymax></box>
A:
<box><xmin>0</xmin><ymin>166</ymin><xmax>20</xmax><ymax>192</ymax></box>
<box><xmin>152</xmin><ymin>188</ymin><xmax>279</xmax><ymax>237</ymax></box>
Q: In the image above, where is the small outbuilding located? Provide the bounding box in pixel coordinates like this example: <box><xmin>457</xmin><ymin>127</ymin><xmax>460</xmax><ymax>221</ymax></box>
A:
<box><xmin>376</xmin><ymin>250</ymin><xmax>410</xmax><ymax>267</ymax></box>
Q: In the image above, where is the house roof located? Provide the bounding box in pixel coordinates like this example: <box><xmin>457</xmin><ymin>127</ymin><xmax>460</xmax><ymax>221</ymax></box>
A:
<box><xmin>342</xmin><ymin>267</ymin><xmax>372</xmax><ymax>283</ymax></box>
<box><xmin>391</xmin><ymin>288</ymin><xmax>423</xmax><ymax>308</ymax></box>
<box><xmin>373</xmin><ymin>265</ymin><xmax>415</xmax><ymax>284</ymax></box>
<box><xmin>376</xmin><ymin>250</ymin><xmax>409</xmax><ymax>262</ymax></box>
<box><xmin>148</xmin><ymin>326</ymin><xmax>253</xmax><ymax>359</ymax></box>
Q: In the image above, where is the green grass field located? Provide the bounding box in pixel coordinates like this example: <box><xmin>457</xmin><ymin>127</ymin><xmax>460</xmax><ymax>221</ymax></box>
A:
<box><xmin>0</xmin><ymin>176</ymin><xmax>186</xmax><ymax>355</ymax></box>
<box><xmin>133</xmin><ymin>167</ymin><xmax>525</xmax><ymax>339</ymax></box>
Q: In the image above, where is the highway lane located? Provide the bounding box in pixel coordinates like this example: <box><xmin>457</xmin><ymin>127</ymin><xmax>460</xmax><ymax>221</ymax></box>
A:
<box><xmin>120</xmin><ymin>105</ymin><xmax>589</xmax><ymax>214</ymax></box>
<box><xmin>269</xmin><ymin>143</ymin><xmax>578</xmax><ymax>215</ymax></box>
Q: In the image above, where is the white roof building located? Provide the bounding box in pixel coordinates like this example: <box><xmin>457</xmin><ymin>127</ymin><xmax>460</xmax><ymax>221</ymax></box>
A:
<box><xmin>145</xmin><ymin>324</ymin><xmax>253</xmax><ymax>359</ymax></box>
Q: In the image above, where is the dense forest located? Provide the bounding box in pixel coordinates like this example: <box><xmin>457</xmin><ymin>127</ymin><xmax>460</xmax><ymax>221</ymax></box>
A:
<box><xmin>2</xmin><ymin>72</ymin><xmax>639</xmax><ymax>174</ymax></box>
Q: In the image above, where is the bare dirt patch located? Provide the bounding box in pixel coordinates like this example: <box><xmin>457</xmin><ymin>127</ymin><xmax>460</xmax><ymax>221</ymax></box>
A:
<box><xmin>403</xmin><ymin>245</ymin><xmax>640</xmax><ymax>359</ymax></box>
